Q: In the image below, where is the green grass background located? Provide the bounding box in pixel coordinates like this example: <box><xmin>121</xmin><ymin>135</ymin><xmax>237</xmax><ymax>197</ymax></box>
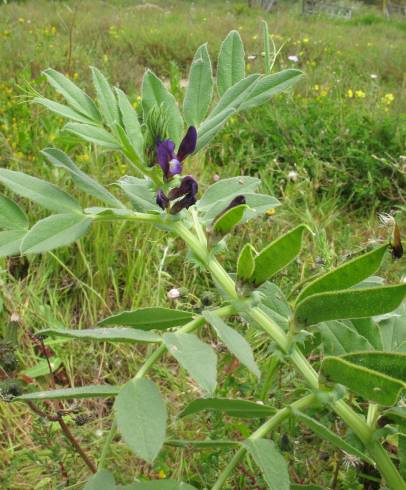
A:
<box><xmin>0</xmin><ymin>0</ymin><xmax>405</xmax><ymax>488</ymax></box>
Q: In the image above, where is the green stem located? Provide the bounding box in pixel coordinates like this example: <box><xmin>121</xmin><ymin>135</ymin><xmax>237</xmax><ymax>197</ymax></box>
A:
<box><xmin>212</xmin><ymin>394</ymin><xmax>316</xmax><ymax>490</ymax></box>
<box><xmin>175</xmin><ymin>219</ymin><xmax>406</xmax><ymax>490</ymax></box>
<box><xmin>97</xmin><ymin>304</ymin><xmax>235</xmax><ymax>470</ymax></box>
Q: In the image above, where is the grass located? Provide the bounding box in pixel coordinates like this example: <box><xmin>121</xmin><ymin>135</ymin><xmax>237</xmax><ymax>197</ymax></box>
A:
<box><xmin>0</xmin><ymin>0</ymin><xmax>405</xmax><ymax>488</ymax></box>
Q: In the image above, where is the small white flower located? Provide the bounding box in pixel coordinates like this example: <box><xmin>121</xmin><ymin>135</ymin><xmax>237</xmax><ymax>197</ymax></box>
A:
<box><xmin>288</xmin><ymin>170</ymin><xmax>298</xmax><ymax>182</ymax></box>
<box><xmin>255</xmin><ymin>400</ymin><xmax>264</xmax><ymax>405</ymax></box>
<box><xmin>370</xmin><ymin>73</ymin><xmax>378</xmax><ymax>79</ymax></box>
<box><xmin>95</xmin><ymin>429</ymin><xmax>104</xmax><ymax>438</ymax></box>
<box><xmin>167</xmin><ymin>288</ymin><xmax>181</xmax><ymax>300</ymax></box>
<box><xmin>247</xmin><ymin>55</ymin><xmax>257</xmax><ymax>60</ymax></box>
<box><xmin>288</xmin><ymin>55</ymin><xmax>299</xmax><ymax>62</ymax></box>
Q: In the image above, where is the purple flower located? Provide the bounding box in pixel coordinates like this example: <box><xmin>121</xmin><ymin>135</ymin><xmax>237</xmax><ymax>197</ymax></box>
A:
<box><xmin>156</xmin><ymin>176</ymin><xmax>198</xmax><ymax>215</ymax></box>
<box><xmin>156</xmin><ymin>126</ymin><xmax>197</xmax><ymax>180</ymax></box>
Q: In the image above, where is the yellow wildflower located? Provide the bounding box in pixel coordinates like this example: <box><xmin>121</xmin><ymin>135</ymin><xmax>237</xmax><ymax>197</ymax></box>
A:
<box><xmin>303</xmin><ymin>37</ymin><xmax>309</xmax><ymax>43</ymax></box>
<box><xmin>158</xmin><ymin>470</ymin><xmax>166</xmax><ymax>479</ymax></box>
<box><xmin>73</xmin><ymin>72</ymin><xmax>79</xmax><ymax>80</ymax></box>
<box><xmin>382</xmin><ymin>93</ymin><xmax>394</xmax><ymax>105</ymax></box>
<box><xmin>346</xmin><ymin>89</ymin><xmax>353</xmax><ymax>98</ymax></box>
<box><xmin>355</xmin><ymin>90</ymin><xmax>365</xmax><ymax>98</ymax></box>
<box><xmin>313</xmin><ymin>84</ymin><xmax>319</xmax><ymax>91</ymax></box>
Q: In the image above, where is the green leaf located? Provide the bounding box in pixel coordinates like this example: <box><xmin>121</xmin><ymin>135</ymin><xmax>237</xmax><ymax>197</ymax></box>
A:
<box><xmin>213</xmin><ymin>204</ymin><xmax>247</xmax><ymax>234</ymax></box>
<box><xmin>318</xmin><ymin>321</ymin><xmax>374</xmax><ymax>356</ymax></box>
<box><xmin>114</xmin><ymin>378</ymin><xmax>167</xmax><ymax>463</ymax></box>
<box><xmin>180</xmin><ymin>398</ymin><xmax>275</xmax><ymax>418</ymax></box>
<box><xmin>117</xmin><ymin>176</ymin><xmax>161</xmax><ymax>213</ymax></box>
<box><xmin>84</xmin><ymin>470</ymin><xmax>116</xmax><ymax>490</ymax></box>
<box><xmin>166</xmin><ymin>440</ymin><xmax>238</xmax><ymax>449</ymax></box>
<box><xmin>291</xmin><ymin>486</ymin><xmax>324</xmax><ymax>490</ymax></box>
<box><xmin>252</xmin><ymin>225</ymin><xmax>307</xmax><ymax>286</ymax></box>
<box><xmin>239</xmin><ymin>69</ymin><xmax>303</xmax><ymax>111</ymax></box>
<box><xmin>198</xmin><ymin>176</ymin><xmax>260</xmax><ymax>210</ymax></box>
<box><xmin>351</xmin><ymin>318</ymin><xmax>383</xmax><ymax>351</ymax></box>
<box><xmin>0</xmin><ymin>194</ymin><xmax>28</xmax><ymax>230</ymax></box>
<box><xmin>379</xmin><ymin>305</ymin><xmax>406</xmax><ymax>352</ymax></box>
<box><xmin>320</xmin><ymin>355</ymin><xmax>406</xmax><ymax>405</ymax></box>
<box><xmin>195</xmin><ymin>107</ymin><xmax>235</xmax><ymax>152</ymax></box>
<box><xmin>64</xmin><ymin>123</ymin><xmax>120</xmax><ymax>149</ymax></box>
<box><xmin>0</xmin><ymin>169</ymin><xmax>81</xmax><ymax>214</ymax></box>
<box><xmin>217</xmin><ymin>30</ymin><xmax>245</xmax><ymax>96</ymax></box>
<box><xmin>0</xmin><ymin>229</ymin><xmax>26</xmax><ymax>257</ymax></box>
<box><xmin>257</xmin><ymin>282</ymin><xmax>292</xmax><ymax>320</ymax></box>
<box><xmin>43</xmin><ymin>68</ymin><xmax>101</xmax><ymax>122</ymax></box>
<box><xmin>14</xmin><ymin>384</ymin><xmax>120</xmax><ymax>401</ymax></box>
<box><xmin>237</xmin><ymin>243</ymin><xmax>256</xmax><ymax>281</ymax></box>
<box><xmin>21</xmin><ymin>357</ymin><xmax>62</xmax><ymax>378</ymax></box>
<box><xmin>202</xmin><ymin>192</ymin><xmax>280</xmax><ymax>223</ymax></box>
<box><xmin>91</xmin><ymin>66</ymin><xmax>119</xmax><ymax>127</ymax></box>
<box><xmin>141</xmin><ymin>69</ymin><xmax>183</xmax><ymax>146</ymax></box>
<box><xmin>210</xmin><ymin>74</ymin><xmax>260</xmax><ymax>119</ymax></box>
<box><xmin>163</xmin><ymin>332</ymin><xmax>217</xmax><ymax>395</ymax></box>
<box><xmin>21</xmin><ymin>213</ymin><xmax>91</xmax><ymax>254</ymax></box>
<box><xmin>183</xmin><ymin>43</ymin><xmax>213</xmax><ymax>126</ymax></box>
<box><xmin>295</xmin><ymin>284</ymin><xmax>406</xmax><ymax>327</ymax></box>
<box><xmin>34</xmin><ymin>97</ymin><xmax>94</xmax><ymax>124</ymax></box>
<box><xmin>294</xmin><ymin>411</ymin><xmax>372</xmax><ymax>463</ymax></box>
<box><xmin>115</xmin><ymin>88</ymin><xmax>144</xmax><ymax>162</ymax></box>
<box><xmin>203</xmin><ymin>311</ymin><xmax>260</xmax><ymax>379</ymax></box>
<box><xmin>99</xmin><ymin>307</ymin><xmax>194</xmax><ymax>330</ymax></box>
<box><xmin>42</xmin><ymin>148</ymin><xmax>123</xmax><ymax>208</ymax></box>
<box><xmin>342</xmin><ymin>351</ymin><xmax>406</xmax><ymax>382</ymax></box>
<box><xmin>129</xmin><ymin>481</ymin><xmax>197</xmax><ymax>490</ymax></box>
<box><xmin>243</xmin><ymin>438</ymin><xmax>290</xmax><ymax>490</ymax></box>
<box><xmin>38</xmin><ymin>327</ymin><xmax>161</xmax><ymax>344</ymax></box>
<box><xmin>296</xmin><ymin>245</ymin><xmax>388</xmax><ymax>304</ymax></box>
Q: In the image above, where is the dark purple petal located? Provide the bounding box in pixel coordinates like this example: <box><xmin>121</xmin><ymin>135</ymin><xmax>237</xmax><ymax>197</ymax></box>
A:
<box><xmin>156</xmin><ymin>140</ymin><xmax>176</xmax><ymax>178</ymax></box>
<box><xmin>170</xmin><ymin>194</ymin><xmax>197</xmax><ymax>214</ymax></box>
<box><xmin>168</xmin><ymin>176</ymin><xmax>198</xmax><ymax>201</ymax></box>
<box><xmin>156</xmin><ymin>189</ymin><xmax>170</xmax><ymax>210</ymax></box>
<box><xmin>177</xmin><ymin>126</ymin><xmax>197</xmax><ymax>162</ymax></box>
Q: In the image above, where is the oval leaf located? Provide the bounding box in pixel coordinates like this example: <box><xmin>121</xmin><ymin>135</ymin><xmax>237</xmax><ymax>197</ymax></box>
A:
<box><xmin>203</xmin><ymin>311</ymin><xmax>260</xmax><ymax>379</ymax></box>
<box><xmin>21</xmin><ymin>357</ymin><xmax>62</xmax><ymax>378</ymax></box>
<box><xmin>114</xmin><ymin>378</ymin><xmax>167</xmax><ymax>463</ymax></box>
<box><xmin>84</xmin><ymin>470</ymin><xmax>116</xmax><ymax>490</ymax></box>
<box><xmin>0</xmin><ymin>194</ymin><xmax>28</xmax><ymax>230</ymax></box>
<box><xmin>252</xmin><ymin>225</ymin><xmax>307</xmax><ymax>286</ymax></box>
<box><xmin>295</xmin><ymin>284</ymin><xmax>406</xmax><ymax>327</ymax></box>
<box><xmin>99</xmin><ymin>307</ymin><xmax>194</xmax><ymax>330</ymax></box>
<box><xmin>163</xmin><ymin>332</ymin><xmax>217</xmax><ymax>395</ymax></box>
<box><xmin>38</xmin><ymin>327</ymin><xmax>161</xmax><ymax>344</ymax></box>
<box><xmin>14</xmin><ymin>384</ymin><xmax>120</xmax><ymax>401</ymax></box>
<box><xmin>180</xmin><ymin>398</ymin><xmax>275</xmax><ymax>418</ymax></box>
<box><xmin>0</xmin><ymin>169</ymin><xmax>81</xmax><ymax>214</ymax></box>
<box><xmin>243</xmin><ymin>438</ymin><xmax>290</xmax><ymax>490</ymax></box>
<box><xmin>213</xmin><ymin>204</ymin><xmax>247</xmax><ymax>234</ymax></box>
<box><xmin>183</xmin><ymin>43</ymin><xmax>213</xmax><ymax>126</ymax></box>
<box><xmin>237</xmin><ymin>243</ymin><xmax>256</xmax><ymax>281</ymax></box>
<box><xmin>321</xmin><ymin>356</ymin><xmax>405</xmax><ymax>405</ymax></box>
<box><xmin>21</xmin><ymin>213</ymin><xmax>91</xmax><ymax>254</ymax></box>
<box><xmin>64</xmin><ymin>123</ymin><xmax>120</xmax><ymax>149</ymax></box>
<box><xmin>198</xmin><ymin>176</ymin><xmax>260</xmax><ymax>210</ymax></box>
<box><xmin>116</xmin><ymin>88</ymin><xmax>144</xmax><ymax>162</ymax></box>
<box><xmin>91</xmin><ymin>66</ymin><xmax>119</xmax><ymax>127</ymax></box>
<box><xmin>0</xmin><ymin>229</ymin><xmax>26</xmax><ymax>257</ymax></box>
<box><xmin>296</xmin><ymin>245</ymin><xmax>388</xmax><ymax>304</ymax></box>
<box><xmin>217</xmin><ymin>30</ymin><xmax>245</xmax><ymax>96</ymax></box>
<box><xmin>42</xmin><ymin>147</ymin><xmax>123</xmax><ymax>208</ymax></box>
<box><xmin>43</xmin><ymin>68</ymin><xmax>101</xmax><ymax>122</ymax></box>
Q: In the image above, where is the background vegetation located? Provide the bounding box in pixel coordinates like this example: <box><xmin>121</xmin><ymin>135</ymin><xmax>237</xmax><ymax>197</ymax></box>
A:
<box><xmin>0</xmin><ymin>0</ymin><xmax>405</xmax><ymax>488</ymax></box>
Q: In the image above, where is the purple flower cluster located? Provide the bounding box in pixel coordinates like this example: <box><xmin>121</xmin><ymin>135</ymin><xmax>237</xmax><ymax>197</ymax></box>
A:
<box><xmin>155</xmin><ymin>127</ymin><xmax>198</xmax><ymax>214</ymax></box>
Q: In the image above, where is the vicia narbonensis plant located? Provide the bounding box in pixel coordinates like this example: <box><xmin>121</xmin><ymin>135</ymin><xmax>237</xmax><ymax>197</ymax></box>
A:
<box><xmin>1</xmin><ymin>24</ymin><xmax>406</xmax><ymax>490</ymax></box>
